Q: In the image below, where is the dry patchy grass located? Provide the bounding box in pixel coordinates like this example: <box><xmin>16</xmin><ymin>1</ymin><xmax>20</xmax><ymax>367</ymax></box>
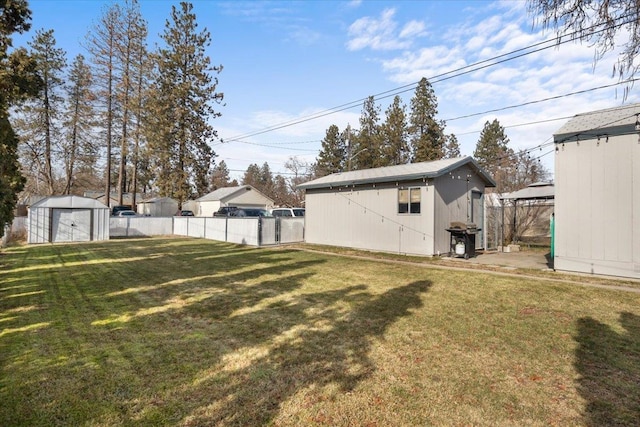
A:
<box><xmin>1</xmin><ymin>238</ymin><xmax>639</xmax><ymax>426</ymax></box>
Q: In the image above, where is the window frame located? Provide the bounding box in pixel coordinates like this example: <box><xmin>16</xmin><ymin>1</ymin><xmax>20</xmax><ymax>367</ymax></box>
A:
<box><xmin>398</xmin><ymin>187</ymin><xmax>421</xmax><ymax>215</ymax></box>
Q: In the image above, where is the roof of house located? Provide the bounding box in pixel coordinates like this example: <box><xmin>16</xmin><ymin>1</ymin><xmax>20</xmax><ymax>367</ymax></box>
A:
<box><xmin>500</xmin><ymin>182</ymin><xmax>554</xmax><ymax>201</ymax></box>
<box><xmin>30</xmin><ymin>195</ymin><xmax>109</xmax><ymax>209</ymax></box>
<box><xmin>554</xmin><ymin>103</ymin><xmax>640</xmax><ymax>142</ymax></box>
<box><xmin>196</xmin><ymin>185</ymin><xmax>273</xmax><ymax>203</ymax></box>
<box><xmin>138</xmin><ymin>197</ymin><xmax>177</xmax><ymax>204</ymax></box>
<box><xmin>298</xmin><ymin>156</ymin><xmax>496</xmax><ymax>190</ymax></box>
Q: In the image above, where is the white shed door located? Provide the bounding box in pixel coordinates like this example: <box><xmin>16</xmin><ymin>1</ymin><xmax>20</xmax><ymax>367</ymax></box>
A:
<box><xmin>52</xmin><ymin>209</ymin><xmax>91</xmax><ymax>242</ymax></box>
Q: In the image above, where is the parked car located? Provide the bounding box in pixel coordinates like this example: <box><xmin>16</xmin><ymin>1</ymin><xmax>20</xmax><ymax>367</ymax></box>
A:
<box><xmin>233</xmin><ymin>208</ymin><xmax>272</xmax><ymax>217</ymax></box>
<box><xmin>112</xmin><ymin>205</ymin><xmax>132</xmax><ymax>216</ymax></box>
<box><xmin>271</xmin><ymin>207</ymin><xmax>305</xmax><ymax>217</ymax></box>
<box><xmin>213</xmin><ymin>206</ymin><xmax>238</xmax><ymax>217</ymax></box>
<box><xmin>176</xmin><ymin>210</ymin><xmax>194</xmax><ymax>216</ymax></box>
<box><xmin>117</xmin><ymin>210</ymin><xmax>137</xmax><ymax>217</ymax></box>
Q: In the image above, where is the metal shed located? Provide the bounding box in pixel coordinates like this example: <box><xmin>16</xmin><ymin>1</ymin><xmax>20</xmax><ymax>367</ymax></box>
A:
<box><xmin>554</xmin><ymin>104</ymin><xmax>640</xmax><ymax>279</ymax></box>
<box><xmin>28</xmin><ymin>195</ymin><xmax>110</xmax><ymax>244</ymax></box>
<box><xmin>298</xmin><ymin>157</ymin><xmax>496</xmax><ymax>256</ymax></box>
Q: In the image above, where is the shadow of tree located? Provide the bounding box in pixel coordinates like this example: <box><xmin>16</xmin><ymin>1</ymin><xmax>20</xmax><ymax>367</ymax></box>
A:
<box><xmin>1</xmin><ymin>240</ymin><xmax>431</xmax><ymax>426</ymax></box>
<box><xmin>574</xmin><ymin>313</ymin><xmax>640</xmax><ymax>426</ymax></box>
<box><xmin>170</xmin><ymin>280</ymin><xmax>432</xmax><ymax>426</ymax></box>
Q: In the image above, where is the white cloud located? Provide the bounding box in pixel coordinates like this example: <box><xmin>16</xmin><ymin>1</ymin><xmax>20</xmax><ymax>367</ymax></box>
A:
<box><xmin>346</xmin><ymin>8</ymin><xmax>425</xmax><ymax>51</ymax></box>
<box><xmin>399</xmin><ymin>20</ymin><xmax>426</xmax><ymax>39</ymax></box>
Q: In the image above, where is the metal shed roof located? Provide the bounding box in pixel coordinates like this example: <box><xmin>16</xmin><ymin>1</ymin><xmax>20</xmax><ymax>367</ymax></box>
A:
<box><xmin>500</xmin><ymin>182</ymin><xmax>554</xmax><ymax>201</ymax></box>
<box><xmin>554</xmin><ymin>103</ymin><xmax>640</xmax><ymax>143</ymax></box>
<box><xmin>30</xmin><ymin>195</ymin><xmax>109</xmax><ymax>209</ymax></box>
<box><xmin>298</xmin><ymin>156</ymin><xmax>496</xmax><ymax>190</ymax></box>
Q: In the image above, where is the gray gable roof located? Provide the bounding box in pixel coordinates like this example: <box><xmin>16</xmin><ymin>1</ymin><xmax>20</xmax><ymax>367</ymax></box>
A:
<box><xmin>196</xmin><ymin>185</ymin><xmax>252</xmax><ymax>202</ymax></box>
<box><xmin>554</xmin><ymin>103</ymin><xmax>640</xmax><ymax>143</ymax></box>
<box><xmin>298</xmin><ymin>156</ymin><xmax>496</xmax><ymax>190</ymax></box>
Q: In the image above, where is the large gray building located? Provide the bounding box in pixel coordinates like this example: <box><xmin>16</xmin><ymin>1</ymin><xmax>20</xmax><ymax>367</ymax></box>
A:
<box><xmin>554</xmin><ymin>104</ymin><xmax>640</xmax><ymax>279</ymax></box>
<box><xmin>298</xmin><ymin>157</ymin><xmax>495</xmax><ymax>256</ymax></box>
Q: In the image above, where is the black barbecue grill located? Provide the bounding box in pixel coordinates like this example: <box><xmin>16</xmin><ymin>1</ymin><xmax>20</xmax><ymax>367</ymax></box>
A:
<box><xmin>446</xmin><ymin>222</ymin><xmax>479</xmax><ymax>259</ymax></box>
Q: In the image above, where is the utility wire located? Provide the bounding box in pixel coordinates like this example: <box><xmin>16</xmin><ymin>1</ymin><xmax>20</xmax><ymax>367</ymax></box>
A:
<box><xmin>224</xmin><ymin>14</ymin><xmax>636</xmax><ymax>142</ymax></box>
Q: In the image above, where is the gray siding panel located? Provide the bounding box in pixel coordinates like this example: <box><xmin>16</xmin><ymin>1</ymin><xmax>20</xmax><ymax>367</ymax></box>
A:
<box><xmin>305</xmin><ymin>184</ymin><xmax>436</xmax><ymax>256</ymax></box>
<box><xmin>554</xmin><ymin>133</ymin><xmax>640</xmax><ymax>278</ymax></box>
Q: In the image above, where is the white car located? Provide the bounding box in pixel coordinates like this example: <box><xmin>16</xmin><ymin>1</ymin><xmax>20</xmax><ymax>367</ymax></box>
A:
<box><xmin>117</xmin><ymin>210</ymin><xmax>137</xmax><ymax>217</ymax></box>
<box><xmin>271</xmin><ymin>208</ymin><xmax>305</xmax><ymax>217</ymax></box>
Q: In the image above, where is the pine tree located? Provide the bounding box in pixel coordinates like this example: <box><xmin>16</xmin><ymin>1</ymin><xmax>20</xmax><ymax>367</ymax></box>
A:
<box><xmin>210</xmin><ymin>160</ymin><xmax>231</xmax><ymax>190</ymax></box>
<box><xmin>62</xmin><ymin>54</ymin><xmax>96</xmax><ymax>194</ymax></box>
<box><xmin>0</xmin><ymin>0</ymin><xmax>40</xmax><ymax>238</ymax></box>
<box><xmin>315</xmin><ymin>124</ymin><xmax>346</xmax><ymax>176</ymax></box>
<box><xmin>115</xmin><ymin>0</ymin><xmax>147</xmax><ymax>206</ymax></box>
<box><xmin>128</xmin><ymin>1</ymin><xmax>149</xmax><ymax>210</ymax></box>
<box><xmin>473</xmin><ymin>119</ymin><xmax>514</xmax><ymax>193</ymax></box>
<box><xmin>87</xmin><ymin>3</ymin><xmax>122</xmax><ymax>206</ymax></box>
<box><xmin>443</xmin><ymin>134</ymin><xmax>461</xmax><ymax>159</ymax></box>
<box><xmin>147</xmin><ymin>1</ymin><xmax>223</xmax><ymax>205</ymax></box>
<box><xmin>242</xmin><ymin>163</ymin><xmax>262</xmax><ymax>188</ymax></box>
<box><xmin>380</xmin><ymin>95</ymin><xmax>409</xmax><ymax>166</ymax></box>
<box><xmin>14</xmin><ymin>29</ymin><xmax>66</xmax><ymax>195</ymax></box>
<box><xmin>409</xmin><ymin>78</ymin><xmax>446</xmax><ymax>162</ymax></box>
<box><xmin>352</xmin><ymin>96</ymin><xmax>382</xmax><ymax>170</ymax></box>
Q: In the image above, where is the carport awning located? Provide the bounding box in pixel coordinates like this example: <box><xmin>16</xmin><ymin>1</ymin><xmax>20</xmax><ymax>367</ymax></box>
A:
<box><xmin>499</xmin><ymin>182</ymin><xmax>554</xmax><ymax>202</ymax></box>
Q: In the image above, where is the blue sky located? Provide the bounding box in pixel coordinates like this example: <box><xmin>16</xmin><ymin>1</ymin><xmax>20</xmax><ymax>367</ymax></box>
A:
<box><xmin>14</xmin><ymin>0</ymin><xmax>638</xmax><ymax>180</ymax></box>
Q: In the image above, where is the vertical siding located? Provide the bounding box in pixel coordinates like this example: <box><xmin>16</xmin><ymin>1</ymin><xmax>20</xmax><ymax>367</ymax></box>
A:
<box><xmin>555</xmin><ymin>134</ymin><xmax>639</xmax><ymax>278</ymax></box>
<box><xmin>433</xmin><ymin>165</ymin><xmax>486</xmax><ymax>254</ymax></box>
<box><xmin>305</xmin><ymin>183</ymin><xmax>436</xmax><ymax>256</ymax></box>
<box><xmin>28</xmin><ymin>207</ymin><xmax>50</xmax><ymax>244</ymax></box>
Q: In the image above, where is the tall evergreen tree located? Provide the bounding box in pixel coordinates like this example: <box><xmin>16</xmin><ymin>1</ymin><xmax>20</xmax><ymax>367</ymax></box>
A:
<box><xmin>352</xmin><ymin>96</ymin><xmax>382</xmax><ymax>170</ymax></box>
<box><xmin>380</xmin><ymin>95</ymin><xmax>409</xmax><ymax>166</ymax></box>
<box><xmin>315</xmin><ymin>124</ymin><xmax>346</xmax><ymax>176</ymax></box>
<box><xmin>62</xmin><ymin>54</ymin><xmax>96</xmax><ymax>194</ymax></box>
<box><xmin>128</xmin><ymin>1</ymin><xmax>149</xmax><ymax>210</ymax></box>
<box><xmin>147</xmin><ymin>1</ymin><xmax>223</xmax><ymax>205</ymax></box>
<box><xmin>241</xmin><ymin>163</ymin><xmax>261</xmax><ymax>189</ymax></box>
<box><xmin>473</xmin><ymin>119</ymin><xmax>514</xmax><ymax>193</ymax></box>
<box><xmin>14</xmin><ymin>29</ymin><xmax>66</xmax><ymax>195</ymax></box>
<box><xmin>0</xmin><ymin>0</ymin><xmax>40</xmax><ymax>238</ymax></box>
<box><xmin>87</xmin><ymin>3</ymin><xmax>122</xmax><ymax>206</ymax></box>
<box><xmin>115</xmin><ymin>0</ymin><xmax>147</xmax><ymax>206</ymax></box>
<box><xmin>443</xmin><ymin>134</ymin><xmax>461</xmax><ymax>159</ymax></box>
<box><xmin>210</xmin><ymin>159</ymin><xmax>231</xmax><ymax>190</ymax></box>
<box><xmin>409</xmin><ymin>78</ymin><xmax>446</xmax><ymax>162</ymax></box>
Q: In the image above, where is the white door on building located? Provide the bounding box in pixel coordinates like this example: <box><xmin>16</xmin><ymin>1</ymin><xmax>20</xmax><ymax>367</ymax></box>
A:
<box><xmin>52</xmin><ymin>209</ymin><xmax>91</xmax><ymax>242</ymax></box>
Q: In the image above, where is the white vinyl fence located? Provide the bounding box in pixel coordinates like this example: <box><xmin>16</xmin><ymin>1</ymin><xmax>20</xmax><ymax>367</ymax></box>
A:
<box><xmin>110</xmin><ymin>217</ymin><xmax>174</xmax><ymax>237</ymax></box>
<box><xmin>173</xmin><ymin>217</ymin><xmax>304</xmax><ymax>246</ymax></box>
<box><xmin>19</xmin><ymin>215</ymin><xmax>303</xmax><ymax>246</ymax></box>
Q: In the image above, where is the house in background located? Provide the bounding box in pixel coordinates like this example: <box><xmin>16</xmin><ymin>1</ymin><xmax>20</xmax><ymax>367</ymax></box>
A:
<box><xmin>298</xmin><ymin>157</ymin><xmax>495</xmax><ymax>257</ymax></box>
<box><xmin>189</xmin><ymin>185</ymin><xmax>275</xmax><ymax>217</ymax></box>
<box><xmin>554</xmin><ymin>103</ymin><xmax>640</xmax><ymax>279</ymax></box>
<box><xmin>136</xmin><ymin>197</ymin><xmax>179</xmax><ymax>217</ymax></box>
<box><xmin>28</xmin><ymin>195</ymin><xmax>110</xmax><ymax>244</ymax></box>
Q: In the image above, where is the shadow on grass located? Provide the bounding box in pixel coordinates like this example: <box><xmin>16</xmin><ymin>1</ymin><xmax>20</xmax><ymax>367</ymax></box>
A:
<box><xmin>574</xmin><ymin>313</ymin><xmax>640</xmax><ymax>426</ymax></box>
<box><xmin>0</xmin><ymin>238</ymin><xmax>432</xmax><ymax>426</ymax></box>
<box><xmin>171</xmin><ymin>280</ymin><xmax>432</xmax><ymax>426</ymax></box>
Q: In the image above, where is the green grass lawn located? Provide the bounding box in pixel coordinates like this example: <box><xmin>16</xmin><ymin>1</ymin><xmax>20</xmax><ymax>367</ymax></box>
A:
<box><xmin>1</xmin><ymin>238</ymin><xmax>639</xmax><ymax>426</ymax></box>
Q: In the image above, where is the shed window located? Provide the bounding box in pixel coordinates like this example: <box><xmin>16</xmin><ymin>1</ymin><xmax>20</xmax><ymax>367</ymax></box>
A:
<box><xmin>398</xmin><ymin>188</ymin><xmax>421</xmax><ymax>214</ymax></box>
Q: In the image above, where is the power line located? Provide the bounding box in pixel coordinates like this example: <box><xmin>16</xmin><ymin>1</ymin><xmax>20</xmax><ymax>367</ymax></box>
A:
<box><xmin>224</xmin><ymin>14</ymin><xmax>636</xmax><ymax>142</ymax></box>
<box><xmin>444</xmin><ymin>79</ymin><xmax>639</xmax><ymax>122</ymax></box>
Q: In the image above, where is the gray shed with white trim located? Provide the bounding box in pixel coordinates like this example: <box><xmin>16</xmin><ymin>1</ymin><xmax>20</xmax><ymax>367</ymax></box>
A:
<box><xmin>298</xmin><ymin>157</ymin><xmax>495</xmax><ymax>256</ymax></box>
<box><xmin>28</xmin><ymin>195</ymin><xmax>110</xmax><ymax>244</ymax></box>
